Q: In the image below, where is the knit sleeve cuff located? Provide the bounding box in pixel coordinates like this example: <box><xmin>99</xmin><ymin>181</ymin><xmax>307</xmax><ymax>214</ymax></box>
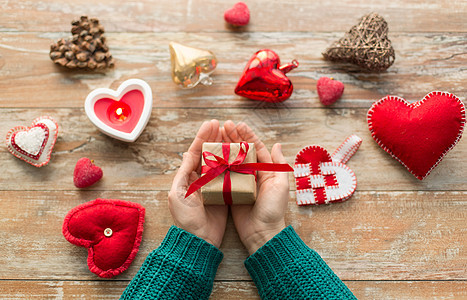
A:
<box><xmin>156</xmin><ymin>225</ymin><xmax>224</xmax><ymax>277</ymax></box>
<box><xmin>244</xmin><ymin>226</ymin><xmax>313</xmax><ymax>288</ymax></box>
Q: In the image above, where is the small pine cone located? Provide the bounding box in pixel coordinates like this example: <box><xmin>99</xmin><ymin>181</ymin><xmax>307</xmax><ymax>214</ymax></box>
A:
<box><xmin>50</xmin><ymin>16</ymin><xmax>113</xmax><ymax>69</ymax></box>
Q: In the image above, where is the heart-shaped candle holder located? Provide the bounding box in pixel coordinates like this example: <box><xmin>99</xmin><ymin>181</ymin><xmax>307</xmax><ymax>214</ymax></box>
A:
<box><xmin>85</xmin><ymin>79</ymin><xmax>153</xmax><ymax>142</ymax></box>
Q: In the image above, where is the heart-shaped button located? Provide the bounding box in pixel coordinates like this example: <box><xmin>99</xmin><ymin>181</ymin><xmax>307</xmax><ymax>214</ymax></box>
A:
<box><xmin>235</xmin><ymin>49</ymin><xmax>299</xmax><ymax>102</ymax></box>
<box><xmin>6</xmin><ymin>116</ymin><xmax>58</xmax><ymax>167</ymax></box>
<box><xmin>294</xmin><ymin>135</ymin><xmax>361</xmax><ymax>205</ymax></box>
<box><xmin>367</xmin><ymin>91</ymin><xmax>465</xmax><ymax>180</ymax></box>
<box><xmin>85</xmin><ymin>79</ymin><xmax>153</xmax><ymax>142</ymax></box>
<box><xmin>62</xmin><ymin>198</ymin><xmax>145</xmax><ymax>278</ymax></box>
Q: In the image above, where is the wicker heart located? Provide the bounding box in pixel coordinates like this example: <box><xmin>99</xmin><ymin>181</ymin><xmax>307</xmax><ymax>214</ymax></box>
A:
<box><xmin>367</xmin><ymin>91</ymin><xmax>465</xmax><ymax>180</ymax></box>
<box><xmin>294</xmin><ymin>135</ymin><xmax>361</xmax><ymax>205</ymax></box>
<box><xmin>6</xmin><ymin>116</ymin><xmax>58</xmax><ymax>167</ymax></box>
<box><xmin>62</xmin><ymin>199</ymin><xmax>145</xmax><ymax>278</ymax></box>
<box><xmin>323</xmin><ymin>13</ymin><xmax>395</xmax><ymax>72</ymax></box>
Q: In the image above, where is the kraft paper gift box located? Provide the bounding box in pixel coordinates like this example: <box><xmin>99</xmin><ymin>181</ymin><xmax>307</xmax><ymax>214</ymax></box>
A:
<box><xmin>201</xmin><ymin>142</ymin><xmax>257</xmax><ymax>205</ymax></box>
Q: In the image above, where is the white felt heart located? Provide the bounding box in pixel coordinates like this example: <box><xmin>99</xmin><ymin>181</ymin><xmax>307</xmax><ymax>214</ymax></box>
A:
<box><xmin>6</xmin><ymin>116</ymin><xmax>58</xmax><ymax>167</ymax></box>
<box><xmin>295</xmin><ymin>162</ymin><xmax>356</xmax><ymax>205</ymax></box>
<box><xmin>85</xmin><ymin>79</ymin><xmax>153</xmax><ymax>142</ymax></box>
<box><xmin>14</xmin><ymin>127</ymin><xmax>46</xmax><ymax>155</ymax></box>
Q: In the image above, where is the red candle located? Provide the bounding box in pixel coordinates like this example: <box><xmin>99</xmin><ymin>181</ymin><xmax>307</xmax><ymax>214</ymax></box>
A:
<box><xmin>108</xmin><ymin>102</ymin><xmax>131</xmax><ymax>124</ymax></box>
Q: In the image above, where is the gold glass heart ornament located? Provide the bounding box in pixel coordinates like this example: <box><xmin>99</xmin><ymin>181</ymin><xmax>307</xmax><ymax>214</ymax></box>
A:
<box><xmin>169</xmin><ymin>42</ymin><xmax>218</xmax><ymax>88</ymax></box>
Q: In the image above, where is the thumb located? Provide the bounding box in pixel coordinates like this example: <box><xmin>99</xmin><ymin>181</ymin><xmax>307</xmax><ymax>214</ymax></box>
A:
<box><xmin>271</xmin><ymin>143</ymin><xmax>289</xmax><ymax>182</ymax></box>
<box><xmin>271</xmin><ymin>143</ymin><xmax>287</xmax><ymax>164</ymax></box>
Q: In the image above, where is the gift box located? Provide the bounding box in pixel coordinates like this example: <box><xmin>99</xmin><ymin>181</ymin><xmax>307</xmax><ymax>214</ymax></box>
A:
<box><xmin>201</xmin><ymin>142</ymin><xmax>257</xmax><ymax>205</ymax></box>
<box><xmin>185</xmin><ymin>141</ymin><xmax>293</xmax><ymax>205</ymax></box>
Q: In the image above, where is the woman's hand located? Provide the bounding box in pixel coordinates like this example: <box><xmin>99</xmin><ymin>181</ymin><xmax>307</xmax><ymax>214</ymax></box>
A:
<box><xmin>222</xmin><ymin>121</ymin><xmax>290</xmax><ymax>254</ymax></box>
<box><xmin>168</xmin><ymin>120</ymin><xmax>228</xmax><ymax>248</ymax></box>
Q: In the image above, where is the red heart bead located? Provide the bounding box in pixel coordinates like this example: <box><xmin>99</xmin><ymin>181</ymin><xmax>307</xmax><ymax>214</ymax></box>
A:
<box><xmin>317</xmin><ymin>77</ymin><xmax>345</xmax><ymax>106</ymax></box>
<box><xmin>224</xmin><ymin>2</ymin><xmax>250</xmax><ymax>26</ymax></box>
<box><xmin>62</xmin><ymin>199</ymin><xmax>145</xmax><ymax>278</ymax></box>
<box><xmin>73</xmin><ymin>157</ymin><xmax>103</xmax><ymax>188</ymax></box>
<box><xmin>235</xmin><ymin>49</ymin><xmax>299</xmax><ymax>103</ymax></box>
<box><xmin>367</xmin><ymin>91</ymin><xmax>465</xmax><ymax>180</ymax></box>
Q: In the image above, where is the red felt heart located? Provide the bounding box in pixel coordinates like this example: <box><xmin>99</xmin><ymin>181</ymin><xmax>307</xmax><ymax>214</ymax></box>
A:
<box><xmin>367</xmin><ymin>91</ymin><xmax>465</xmax><ymax>180</ymax></box>
<box><xmin>317</xmin><ymin>77</ymin><xmax>344</xmax><ymax>106</ymax></box>
<box><xmin>235</xmin><ymin>49</ymin><xmax>298</xmax><ymax>103</ymax></box>
<box><xmin>224</xmin><ymin>2</ymin><xmax>250</xmax><ymax>26</ymax></box>
<box><xmin>63</xmin><ymin>199</ymin><xmax>145</xmax><ymax>278</ymax></box>
<box><xmin>73</xmin><ymin>157</ymin><xmax>103</xmax><ymax>188</ymax></box>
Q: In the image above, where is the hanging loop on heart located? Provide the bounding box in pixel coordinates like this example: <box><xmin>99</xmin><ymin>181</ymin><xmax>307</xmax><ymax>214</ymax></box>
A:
<box><xmin>331</xmin><ymin>135</ymin><xmax>362</xmax><ymax>164</ymax></box>
<box><xmin>279</xmin><ymin>59</ymin><xmax>299</xmax><ymax>74</ymax></box>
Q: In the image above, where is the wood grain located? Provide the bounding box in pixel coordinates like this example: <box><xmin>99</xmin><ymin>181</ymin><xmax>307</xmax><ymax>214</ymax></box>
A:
<box><xmin>0</xmin><ymin>280</ymin><xmax>466</xmax><ymax>299</ymax></box>
<box><xmin>1</xmin><ymin>0</ymin><xmax>466</xmax><ymax>298</ymax></box>
<box><xmin>0</xmin><ymin>0</ymin><xmax>465</xmax><ymax>33</ymax></box>
<box><xmin>0</xmin><ymin>32</ymin><xmax>465</xmax><ymax>108</ymax></box>
<box><xmin>0</xmin><ymin>191</ymin><xmax>464</xmax><ymax>281</ymax></box>
<box><xmin>0</xmin><ymin>108</ymin><xmax>465</xmax><ymax>191</ymax></box>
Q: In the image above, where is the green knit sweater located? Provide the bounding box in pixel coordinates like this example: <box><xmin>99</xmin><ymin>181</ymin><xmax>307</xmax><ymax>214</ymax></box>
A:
<box><xmin>121</xmin><ymin>226</ymin><xmax>356</xmax><ymax>299</ymax></box>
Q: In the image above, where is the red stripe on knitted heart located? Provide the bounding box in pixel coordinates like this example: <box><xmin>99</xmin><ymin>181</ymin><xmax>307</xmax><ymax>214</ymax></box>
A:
<box><xmin>367</xmin><ymin>91</ymin><xmax>465</xmax><ymax>180</ymax></box>
<box><xmin>62</xmin><ymin>199</ymin><xmax>145</xmax><ymax>278</ymax></box>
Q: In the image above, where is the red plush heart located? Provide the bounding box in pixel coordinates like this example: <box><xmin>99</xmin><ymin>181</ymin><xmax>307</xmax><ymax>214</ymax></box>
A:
<box><xmin>224</xmin><ymin>2</ymin><xmax>250</xmax><ymax>26</ymax></box>
<box><xmin>367</xmin><ymin>91</ymin><xmax>465</xmax><ymax>180</ymax></box>
<box><xmin>63</xmin><ymin>199</ymin><xmax>145</xmax><ymax>278</ymax></box>
<box><xmin>317</xmin><ymin>77</ymin><xmax>344</xmax><ymax>106</ymax></box>
<box><xmin>235</xmin><ymin>49</ymin><xmax>298</xmax><ymax>102</ymax></box>
<box><xmin>73</xmin><ymin>157</ymin><xmax>103</xmax><ymax>188</ymax></box>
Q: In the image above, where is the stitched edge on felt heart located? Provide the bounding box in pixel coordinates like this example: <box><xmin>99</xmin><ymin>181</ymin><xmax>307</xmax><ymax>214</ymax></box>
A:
<box><xmin>84</xmin><ymin>79</ymin><xmax>153</xmax><ymax>142</ymax></box>
<box><xmin>62</xmin><ymin>199</ymin><xmax>145</xmax><ymax>278</ymax></box>
<box><xmin>367</xmin><ymin>91</ymin><xmax>466</xmax><ymax>180</ymax></box>
<box><xmin>5</xmin><ymin>116</ymin><xmax>58</xmax><ymax>167</ymax></box>
<box><xmin>295</xmin><ymin>161</ymin><xmax>357</xmax><ymax>206</ymax></box>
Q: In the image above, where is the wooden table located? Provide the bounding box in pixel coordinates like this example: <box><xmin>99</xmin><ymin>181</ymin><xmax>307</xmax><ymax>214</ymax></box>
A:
<box><xmin>0</xmin><ymin>1</ymin><xmax>465</xmax><ymax>298</ymax></box>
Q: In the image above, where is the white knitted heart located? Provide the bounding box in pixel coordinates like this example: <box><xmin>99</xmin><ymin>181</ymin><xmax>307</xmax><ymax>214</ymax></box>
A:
<box><xmin>14</xmin><ymin>127</ymin><xmax>47</xmax><ymax>155</ymax></box>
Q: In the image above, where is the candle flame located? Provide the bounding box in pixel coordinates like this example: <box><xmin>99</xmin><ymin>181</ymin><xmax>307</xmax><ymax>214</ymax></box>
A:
<box><xmin>116</xmin><ymin>107</ymin><xmax>123</xmax><ymax>116</ymax></box>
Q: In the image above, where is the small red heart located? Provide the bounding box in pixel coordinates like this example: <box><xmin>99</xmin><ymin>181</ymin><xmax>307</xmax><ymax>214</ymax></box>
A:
<box><xmin>235</xmin><ymin>49</ymin><xmax>298</xmax><ymax>102</ymax></box>
<box><xmin>224</xmin><ymin>2</ymin><xmax>250</xmax><ymax>26</ymax></box>
<box><xmin>62</xmin><ymin>199</ymin><xmax>145</xmax><ymax>278</ymax></box>
<box><xmin>317</xmin><ymin>77</ymin><xmax>344</xmax><ymax>105</ymax></box>
<box><xmin>73</xmin><ymin>157</ymin><xmax>103</xmax><ymax>188</ymax></box>
<box><xmin>367</xmin><ymin>91</ymin><xmax>465</xmax><ymax>180</ymax></box>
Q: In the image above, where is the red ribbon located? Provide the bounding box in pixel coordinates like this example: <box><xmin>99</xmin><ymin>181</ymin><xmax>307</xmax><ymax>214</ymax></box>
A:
<box><xmin>185</xmin><ymin>142</ymin><xmax>293</xmax><ymax>205</ymax></box>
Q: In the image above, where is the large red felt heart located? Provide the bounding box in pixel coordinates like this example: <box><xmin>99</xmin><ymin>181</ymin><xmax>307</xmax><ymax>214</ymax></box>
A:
<box><xmin>63</xmin><ymin>199</ymin><xmax>145</xmax><ymax>278</ymax></box>
<box><xmin>235</xmin><ymin>49</ymin><xmax>298</xmax><ymax>102</ymax></box>
<box><xmin>367</xmin><ymin>91</ymin><xmax>465</xmax><ymax>180</ymax></box>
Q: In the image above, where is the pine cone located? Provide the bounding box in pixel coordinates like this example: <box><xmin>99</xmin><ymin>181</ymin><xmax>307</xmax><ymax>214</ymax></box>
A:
<box><xmin>50</xmin><ymin>16</ymin><xmax>114</xmax><ymax>70</ymax></box>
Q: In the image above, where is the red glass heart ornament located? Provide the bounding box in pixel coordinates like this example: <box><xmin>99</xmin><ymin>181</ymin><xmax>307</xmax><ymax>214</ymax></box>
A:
<box><xmin>235</xmin><ymin>49</ymin><xmax>299</xmax><ymax>102</ymax></box>
<box><xmin>294</xmin><ymin>135</ymin><xmax>361</xmax><ymax>205</ymax></box>
<box><xmin>367</xmin><ymin>91</ymin><xmax>465</xmax><ymax>180</ymax></box>
<box><xmin>62</xmin><ymin>199</ymin><xmax>145</xmax><ymax>278</ymax></box>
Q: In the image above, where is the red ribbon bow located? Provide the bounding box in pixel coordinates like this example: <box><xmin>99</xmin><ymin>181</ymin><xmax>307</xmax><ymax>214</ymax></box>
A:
<box><xmin>185</xmin><ymin>142</ymin><xmax>293</xmax><ymax>205</ymax></box>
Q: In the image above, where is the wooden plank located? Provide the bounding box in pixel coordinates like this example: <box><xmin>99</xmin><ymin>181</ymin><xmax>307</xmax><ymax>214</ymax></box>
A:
<box><xmin>0</xmin><ymin>32</ymin><xmax>465</xmax><ymax>108</ymax></box>
<box><xmin>0</xmin><ymin>280</ymin><xmax>466</xmax><ymax>300</ymax></box>
<box><xmin>0</xmin><ymin>0</ymin><xmax>465</xmax><ymax>33</ymax></box>
<box><xmin>0</xmin><ymin>108</ymin><xmax>465</xmax><ymax>191</ymax></box>
<box><xmin>0</xmin><ymin>191</ymin><xmax>464</xmax><ymax>281</ymax></box>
